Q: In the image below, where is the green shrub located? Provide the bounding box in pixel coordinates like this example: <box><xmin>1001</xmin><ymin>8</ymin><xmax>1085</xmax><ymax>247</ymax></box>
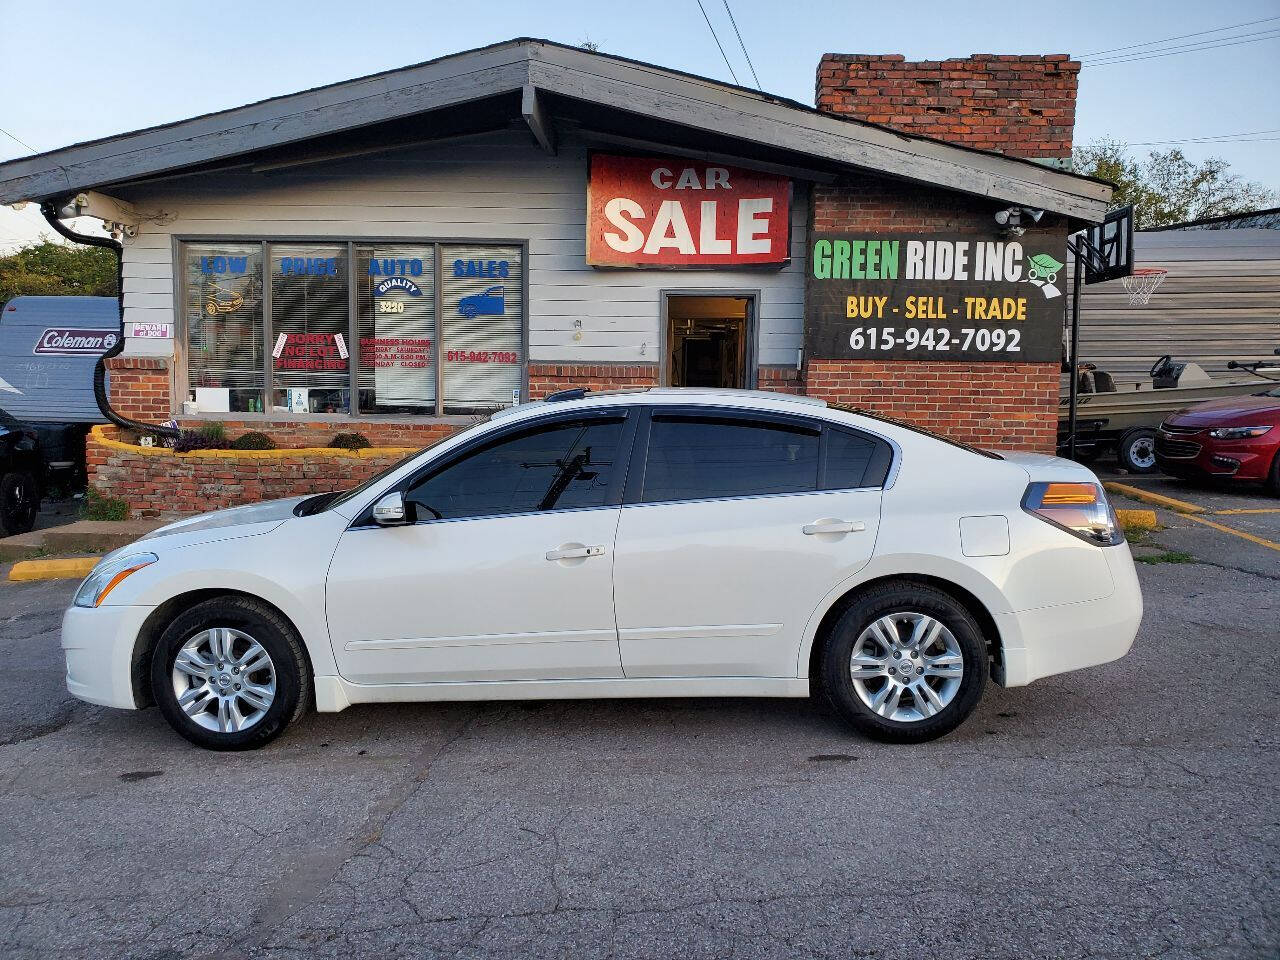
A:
<box><xmin>197</xmin><ymin>421</ymin><xmax>227</xmax><ymax>443</ymax></box>
<box><xmin>329</xmin><ymin>432</ymin><xmax>371</xmax><ymax>450</ymax></box>
<box><xmin>82</xmin><ymin>487</ymin><xmax>129</xmax><ymax>521</ymax></box>
<box><xmin>231</xmin><ymin>431</ymin><xmax>277</xmax><ymax>450</ymax></box>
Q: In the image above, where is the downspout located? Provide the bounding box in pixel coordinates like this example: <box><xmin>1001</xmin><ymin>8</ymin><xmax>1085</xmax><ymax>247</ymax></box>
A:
<box><xmin>39</xmin><ymin>202</ymin><xmax>179</xmax><ymax>438</ymax></box>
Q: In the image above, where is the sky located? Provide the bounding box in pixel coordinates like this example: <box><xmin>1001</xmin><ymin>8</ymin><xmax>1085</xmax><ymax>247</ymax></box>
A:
<box><xmin>2</xmin><ymin>0</ymin><xmax>1278</xmax><ymax>252</ymax></box>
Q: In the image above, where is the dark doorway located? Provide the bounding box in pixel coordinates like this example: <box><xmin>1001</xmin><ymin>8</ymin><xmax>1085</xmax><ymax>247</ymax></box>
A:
<box><xmin>664</xmin><ymin>295</ymin><xmax>754</xmax><ymax>389</ymax></box>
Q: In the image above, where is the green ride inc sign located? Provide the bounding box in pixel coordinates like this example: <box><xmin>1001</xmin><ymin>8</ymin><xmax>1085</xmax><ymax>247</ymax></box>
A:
<box><xmin>804</xmin><ymin>232</ymin><xmax>1067</xmax><ymax>363</ymax></box>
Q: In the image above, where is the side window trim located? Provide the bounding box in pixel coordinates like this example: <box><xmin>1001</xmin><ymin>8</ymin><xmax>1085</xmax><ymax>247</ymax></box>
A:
<box><xmin>819</xmin><ymin>425</ymin><xmax>896</xmax><ymax>491</ymax></box>
<box><xmin>352</xmin><ymin>408</ymin><xmax>637</xmax><ymax>526</ymax></box>
<box><xmin>625</xmin><ymin>405</ymin><xmax>824</xmax><ymax>507</ymax></box>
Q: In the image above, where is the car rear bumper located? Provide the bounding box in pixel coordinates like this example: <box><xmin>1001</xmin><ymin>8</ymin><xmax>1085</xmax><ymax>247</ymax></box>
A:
<box><xmin>996</xmin><ymin>544</ymin><xmax>1143</xmax><ymax>687</ymax></box>
<box><xmin>61</xmin><ymin>604</ymin><xmax>154</xmax><ymax>709</ymax></box>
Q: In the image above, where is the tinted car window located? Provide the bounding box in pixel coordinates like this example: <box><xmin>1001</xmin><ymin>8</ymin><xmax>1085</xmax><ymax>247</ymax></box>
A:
<box><xmin>823</xmin><ymin>428</ymin><xmax>893</xmax><ymax>489</ymax></box>
<box><xmin>641</xmin><ymin>415</ymin><xmax>819</xmax><ymax>503</ymax></box>
<box><xmin>406</xmin><ymin>417</ymin><xmax>624</xmax><ymax>520</ymax></box>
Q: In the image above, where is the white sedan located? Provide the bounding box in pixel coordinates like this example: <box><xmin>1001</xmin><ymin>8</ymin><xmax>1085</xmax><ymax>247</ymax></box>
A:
<box><xmin>62</xmin><ymin>389</ymin><xmax>1142</xmax><ymax>750</ymax></box>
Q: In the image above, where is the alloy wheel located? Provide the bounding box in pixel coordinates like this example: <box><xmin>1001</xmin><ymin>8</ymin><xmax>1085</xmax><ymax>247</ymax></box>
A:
<box><xmin>849</xmin><ymin>612</ymin><xmax>964</xmax><ymax>722</ymax></box>
<box><xmin>170</xmin><ymin>627</ymin><xmax>277</xmax><ymax>733</ymax></box>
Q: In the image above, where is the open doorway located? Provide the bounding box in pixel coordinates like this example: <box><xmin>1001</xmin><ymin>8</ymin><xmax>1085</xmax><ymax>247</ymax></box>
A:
<box><xmin>663</xmin><ymin>293</ymin><xmax>756</xmax><ymax>389</ymax></box>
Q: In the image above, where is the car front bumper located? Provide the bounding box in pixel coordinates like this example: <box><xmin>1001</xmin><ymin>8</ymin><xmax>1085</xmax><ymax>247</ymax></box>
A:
<box><xmin>996</xmin><ymin>544</ymin><xmax>1143</xmax><ymax>687</ymax></box>
<box><xmin>1156</xmin><ymin>428</ymin><xmax>1276</xmax><ymax>482</ymax></box>
<box><xmin>61</xmin><ymin>604</ymin><xmax>155</xmax><ymax>709</ymax></box>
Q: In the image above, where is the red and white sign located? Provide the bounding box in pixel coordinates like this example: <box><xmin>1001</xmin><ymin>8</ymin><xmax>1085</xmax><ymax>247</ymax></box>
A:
<box><xmin>587</xmin><ymin>154</ymin><xmax>790</xmax><ymax>268</ymax></box>
<box><xmin>128</xmin><ymin>321</ymin><xmax>173</xmax><ymax>339</ymax></box>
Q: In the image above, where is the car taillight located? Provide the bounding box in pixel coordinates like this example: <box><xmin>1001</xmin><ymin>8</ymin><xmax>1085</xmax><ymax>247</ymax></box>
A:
<box><xmin>1022</xmin><ymin>482</ymin><xmax>1123</xmax><ymax>546</ymax></box>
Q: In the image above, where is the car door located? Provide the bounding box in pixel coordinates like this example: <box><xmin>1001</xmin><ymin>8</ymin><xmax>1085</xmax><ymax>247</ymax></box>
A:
<box><xmin>613</xmin><ymin>408</ymin><xmax>890</xmax><ymax>679</ymax></box>
<box><xmin>326</xmin><ymin>409</ymin><xmax>636</xmax><ymax>685</ymax></box>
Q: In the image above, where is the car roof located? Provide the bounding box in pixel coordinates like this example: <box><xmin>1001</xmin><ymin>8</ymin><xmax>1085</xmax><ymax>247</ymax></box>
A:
<box><xmin>488</xmin><ymin>387</ymin><xmax>828</xmax><ymax>425</ymax></box>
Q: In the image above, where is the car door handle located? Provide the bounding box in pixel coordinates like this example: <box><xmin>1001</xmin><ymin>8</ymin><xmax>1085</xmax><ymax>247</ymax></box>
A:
<box><xmin>545</xmin><ymin>544</ymin><xmax>606</xmax><ymax>561</ymax></box>
<box><xmin>802</xmin><ymin>519</ymin><xmax>865</xmax><ymax>535</ymax></box>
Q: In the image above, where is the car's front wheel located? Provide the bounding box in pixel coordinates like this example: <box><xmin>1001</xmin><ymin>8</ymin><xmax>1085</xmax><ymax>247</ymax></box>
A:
<box><xmin>820</xmin><ymin>582</ymin><xmax>987</xmax><ymax>743</ymax></box>
<box><xmin>151</xmin><ymin>596</ymin><xmax>310</xmax><ymax>750</ymax></box>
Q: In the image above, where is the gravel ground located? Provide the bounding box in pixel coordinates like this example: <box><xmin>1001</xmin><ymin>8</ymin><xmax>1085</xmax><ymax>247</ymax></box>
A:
<box><xmin>0</xmin><ymin>562</ymin><xmax>1275</xmax><ymax>960</ymax></box>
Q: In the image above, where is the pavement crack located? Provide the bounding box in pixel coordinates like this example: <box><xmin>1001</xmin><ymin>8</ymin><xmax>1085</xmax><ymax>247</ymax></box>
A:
<box><xmin>196</xmin><ymin>704</ymin><xmax>484</xmax><ymax>960</ymax></box>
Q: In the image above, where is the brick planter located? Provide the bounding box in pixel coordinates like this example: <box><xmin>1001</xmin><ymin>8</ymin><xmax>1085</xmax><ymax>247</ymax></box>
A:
<box><xmin>86</xmin><ymin>425</ymin><xmax>428</xmax><ymax>519</ymax></box>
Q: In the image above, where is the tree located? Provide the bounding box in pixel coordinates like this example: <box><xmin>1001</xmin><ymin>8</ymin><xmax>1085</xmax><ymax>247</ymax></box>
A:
<box><xmin>0</xmin><ymin>239</ymin><xmax>118</xmax><ymax>302</ymax></box>
<box><xmin>1073</xmin><ymin>139</ymin><xmax>1279</xmax><ymax>229</ymax></box>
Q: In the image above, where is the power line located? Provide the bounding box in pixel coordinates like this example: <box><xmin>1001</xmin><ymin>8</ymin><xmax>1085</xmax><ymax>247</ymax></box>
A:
<box><xmin>1083</xmin><ymin>30</ymin><xmax>1280</xmax><ymax>66</ymax></box>
<box><xmin>695</xmin><ymin>0</ymin><xmax>739</xmax><ymax>85</ymax></box>
<box><xmin>1078</xmin><ymin>14</ymin><xmax>1280</xmax><ymax>58</ymax></box>
<box><xmin>0</xmin><ymin>125</ymin><xmax>38</xmax><ymax>154</ymax></box>
<box><xmin>1083</xmin><ymin>25</ymin><xmax>1280</xmax><ymax>61</ymax></box>
<box><xmin>1122</xmin><ymin>136</ymin><xmax>1280</xmax><ymax>146</ymax></box>
<box><xmin>722</xmin><ymin>1</ymin><xmax>761</xmax><ymax>90</ymax></box>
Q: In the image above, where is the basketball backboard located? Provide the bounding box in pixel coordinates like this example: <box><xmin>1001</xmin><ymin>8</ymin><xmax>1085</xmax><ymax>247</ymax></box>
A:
<box><xmin>1082</xmin><ymin>204</ymin><xmax>1134</xmax><ymax>284</ymax></box>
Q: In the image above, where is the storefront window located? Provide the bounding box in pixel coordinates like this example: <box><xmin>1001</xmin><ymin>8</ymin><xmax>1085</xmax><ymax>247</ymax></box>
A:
<box><xmin>178</xmin><ymin>239</ymin><xmax>524</xmax><ymax>419</ymax></box>
<box><xmin>182</xmin><ymin>243</ymin><xmax>264</xmax><ymax>412</ymax></box>
<box><xmin>440</xmin><ymin>244</ymin><xmax>523</xmax><ymax>414</ymax></box>
<box><xmin>269</xmin><ymin>243</ymin><xmax>350</xmax><ymax>414</ymax></box>
<box><xmin>355</xmin><ymin>244</ymin><xmax>436</xmax><ymax>415</ymax></box>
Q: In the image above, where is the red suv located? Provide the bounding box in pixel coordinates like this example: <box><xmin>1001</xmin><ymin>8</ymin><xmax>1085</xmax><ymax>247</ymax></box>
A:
<box><xmin>1156</xmin><ymin>387</ymin><xmax>1280</xmax><ymax>494</ymax></box>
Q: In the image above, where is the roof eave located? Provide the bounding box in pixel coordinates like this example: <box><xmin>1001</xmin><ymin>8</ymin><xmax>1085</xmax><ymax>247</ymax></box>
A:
<box><xmin>0</xmin><ymin>38</ymin><xmax>1110</xmax><ymax>221</ymax></box>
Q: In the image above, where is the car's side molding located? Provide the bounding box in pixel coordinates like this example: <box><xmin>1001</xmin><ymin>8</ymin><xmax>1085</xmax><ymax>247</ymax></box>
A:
<box><xmin>793</xmin><ymin>553</ymin><xmax>1017</xmax><ymax>680</ymax></box>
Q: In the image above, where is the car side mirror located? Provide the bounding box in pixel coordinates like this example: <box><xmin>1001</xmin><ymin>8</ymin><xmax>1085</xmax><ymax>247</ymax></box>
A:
<box><xmin>371</xmin><ymin>491</ymin><xmax>411</xmax><ymax>526</ymax></box>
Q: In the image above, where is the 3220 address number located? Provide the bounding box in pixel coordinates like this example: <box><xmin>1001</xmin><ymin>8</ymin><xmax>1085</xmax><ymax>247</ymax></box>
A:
<box><xmin>849</xmin><ymin>327</ymin><xmax>1022</xmax><ymax>352</ymax></box>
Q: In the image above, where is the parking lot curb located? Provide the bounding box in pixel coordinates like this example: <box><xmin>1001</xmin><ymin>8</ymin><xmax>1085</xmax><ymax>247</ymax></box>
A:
<box><xmin>8</xmin><ymin>557</ymin><xmax>99</xmax><ymax>582</ymax></box>
<box><xmin>1104</xmin><ymin>482</ymin><xmax>1205</xmax><ymax>514</ymax></box>
<box><xmin>1115</xmin><ymin>509</ymin><xmax>1158</xmax><ymax>531</ymax></box>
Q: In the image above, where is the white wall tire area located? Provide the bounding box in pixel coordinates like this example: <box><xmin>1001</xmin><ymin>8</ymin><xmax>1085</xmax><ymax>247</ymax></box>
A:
<box><xmin>151</xmin><ymin>597</ymin><xmax>311</xmax><ymax>751</ymax></box>
<box><xmin>819</xmin><ymin>582</ymin><xmax>988</xmax><ymax>743</ymax></box>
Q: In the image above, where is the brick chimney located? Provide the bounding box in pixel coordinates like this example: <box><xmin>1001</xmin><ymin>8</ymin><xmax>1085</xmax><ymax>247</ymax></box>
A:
<box><xmin>816</xmin><ymin>54</ymin><xmax>1080</xmax><ymax>163</ymax></box>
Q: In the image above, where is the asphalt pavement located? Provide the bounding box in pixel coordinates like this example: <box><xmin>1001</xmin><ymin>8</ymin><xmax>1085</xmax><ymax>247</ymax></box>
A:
<box><xmin>0</xmin><ymin>561</ymin><xmax>1276</xmax><ymax>960</ymax></box>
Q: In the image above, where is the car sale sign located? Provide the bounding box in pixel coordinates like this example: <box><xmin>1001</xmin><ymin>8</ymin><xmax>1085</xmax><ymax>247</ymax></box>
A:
<box><xmin>586</xmin><ymin>154</ymin><xmax>790</xmax><ymax>268</ymax></box>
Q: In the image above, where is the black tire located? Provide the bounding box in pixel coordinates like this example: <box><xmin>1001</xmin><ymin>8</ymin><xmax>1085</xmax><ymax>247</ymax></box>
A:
<box><xmin>151</xmin><ymin>596</ymin><xmax>310</xmax><ymax>750</ymax></box>
<box><xmin>1117</xmin><ymin>427</ymin><xmax>1158</xmax><ymax>474</ymax></box>
<box><xmin>1267</xmin><ymin>450</ymin><xmax>1280</xmax><ymax>497</ymax></box>
<box><xmin>0</xmin><ymin>470</ymin><xmax>40</xmax><ymax>536</ymax></box>
<box><xmin>819</xmin><ymin>581</ymin><xmax>988</xmax><ymax>744</ymax></box>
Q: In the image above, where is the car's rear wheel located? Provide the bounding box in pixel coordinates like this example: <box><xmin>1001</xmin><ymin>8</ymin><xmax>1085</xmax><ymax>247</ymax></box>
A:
<box><xmin>151</xmin><ymin>596</ymin><xmax>310</xmax><ymax>750</ymax></box>
<box><xmin>0</xmin><ymin>470</ymin><xmax>39</xmax><ymax>536</ymax></box>
<box><xmin>820</xmin><ymin>582</ymin><xmax>987</xmax><ymax>743</ymax></box>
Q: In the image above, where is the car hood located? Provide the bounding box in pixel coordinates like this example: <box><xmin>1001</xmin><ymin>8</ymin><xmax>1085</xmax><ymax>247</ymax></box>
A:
<box><xmin>1165</xmin><ymin>393</ymin><xmax>1280</xmax><ymax>426</ymax></box>
<box><xmin>136</xmin><ymin>496</ymin><xmax>308</xmax><ymax>546</ymax></box>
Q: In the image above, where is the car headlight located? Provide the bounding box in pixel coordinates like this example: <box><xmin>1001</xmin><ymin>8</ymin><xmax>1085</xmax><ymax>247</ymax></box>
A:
<box><xmin>1022</xmin><ymin>482</ymin><xmax>1123</xmax><ymax>546</ymax></box>
<box><xmin>73</xmin><ymin>552</ymin><xmax>158</xmax><ymax>608</ymax></box>
<box><xmin>1207</xmin><ymin>425</ymin><xmax>1272</xmax><ymax>440</ymax></box>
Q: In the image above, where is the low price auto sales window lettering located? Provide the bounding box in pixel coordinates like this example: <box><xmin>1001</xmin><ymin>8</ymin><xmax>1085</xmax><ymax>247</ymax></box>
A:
<box><xmin>805</xmin><ymin>232</ymin><xmax>1068</xmax><ymax>364</ymax></box>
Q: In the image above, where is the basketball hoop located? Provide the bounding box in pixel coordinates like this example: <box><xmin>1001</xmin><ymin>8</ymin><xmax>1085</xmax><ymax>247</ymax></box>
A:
<box><xmin>1121</xmin><ymin>267</ymin><xmax>1167</xmax><ymax>305</ymax></box>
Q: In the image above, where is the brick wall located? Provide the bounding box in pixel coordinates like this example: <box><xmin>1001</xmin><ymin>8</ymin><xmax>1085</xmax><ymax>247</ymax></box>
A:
<box><xmin>757</xmin><ymin>365</ymin><xmax>804</xmax><ymax>396</ymax></box>
<box><xmin>528</xmin><ymin>363</ymin><xmax>659</xmax><ymax>399</ymax></box>
<box><xmin>105</xmin><ymin>356</ymin><xmax>172</xmax><ymax>424</ymax></box>
<box><xmin>87</xmin><ymin>426</ymin><xmax>422</xmax><ymax>519</ymax></box>
<box><xmin>804</xmin><ymin>172</ymin><xmax>1063</xmax><ymax>452</ymax></box>
<box><xmin>807</xmin><ymin>360</ymin><xmax>1057</xmax><ymax>451</ymax></box>
<box><xmin>816</xmin><ymin>53</ymin><xmax>1079</xmax><ymax>160</ymax></box>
